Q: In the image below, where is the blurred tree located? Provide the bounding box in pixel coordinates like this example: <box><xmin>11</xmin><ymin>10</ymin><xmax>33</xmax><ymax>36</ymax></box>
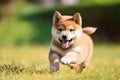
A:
<box><xmin>26</xmin><ymin>0</ymin><xmax>78</xmax><ymax>7</ymax></box>
<box><xmin>0</xmin><ymin>0</ymin><xmax>15</xmax><ymax>20</ymax></box>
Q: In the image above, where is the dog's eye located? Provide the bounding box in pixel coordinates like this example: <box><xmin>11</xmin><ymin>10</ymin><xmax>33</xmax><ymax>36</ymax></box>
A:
<box><xmin>58</xmin><ymin>28</ymin><xmax>63</xmax><ymax>32</ymax></box>
<box><xmin>70</xmin><ymin>29</ymin><xmax>75</xmax><ymax>32</ymax></box>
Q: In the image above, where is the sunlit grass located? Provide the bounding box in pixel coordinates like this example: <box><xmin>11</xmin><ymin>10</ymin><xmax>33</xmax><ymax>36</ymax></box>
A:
<box><xmin>0</xmin><ymin>44</ymin><xmax>120</xmax><ymax>80</ymax></box>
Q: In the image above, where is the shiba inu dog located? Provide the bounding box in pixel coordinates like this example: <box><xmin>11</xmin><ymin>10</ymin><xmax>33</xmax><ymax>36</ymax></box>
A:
<box><xmin>49</xmin><ymin>11</ymin><xmax>97</xmax><ymax>72</ymax></box>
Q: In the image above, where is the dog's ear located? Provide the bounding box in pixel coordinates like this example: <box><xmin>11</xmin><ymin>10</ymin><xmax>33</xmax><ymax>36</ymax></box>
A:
<box><xmin>73</xmin><ymin>13</ymin><xmax>82</xmax><ymax>26</ymax></box>
<box><xmin>53</xmin><ymin>11</ymin><xmax>61</xmax><ymax>24</ymax></box>
<box><xmin>83</xmin><ymin>27</ymin><xmax>97</xmax><ymax>35</ymax></box>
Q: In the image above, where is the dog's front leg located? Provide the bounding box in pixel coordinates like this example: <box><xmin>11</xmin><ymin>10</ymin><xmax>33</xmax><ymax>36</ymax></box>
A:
<box><xmin>49</xmin><ymin>51</ymin><xmax>60</xmax><ymax>72</ymax></box>
<box><xmin>60</xmin><ymin>52</ymin><xmax>84</xmax><ymax>72</ymax></box>
<box><xmin>60</xmin><ymin>52</ymin><xmax>79</xmax><ymax>65</ymax></box>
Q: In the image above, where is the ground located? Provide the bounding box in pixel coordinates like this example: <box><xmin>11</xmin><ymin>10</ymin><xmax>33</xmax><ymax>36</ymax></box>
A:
<box><xmin>0</xmin><ymin>44</ymin><xmax>120</xmax><ymax>80</ymax></box>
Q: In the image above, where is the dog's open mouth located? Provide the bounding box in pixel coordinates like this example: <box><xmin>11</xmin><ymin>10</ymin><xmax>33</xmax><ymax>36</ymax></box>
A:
<box><xmin>59</xmin><ymin>38</ymin><xmax>73</xmax><ymax>48</ymax></box>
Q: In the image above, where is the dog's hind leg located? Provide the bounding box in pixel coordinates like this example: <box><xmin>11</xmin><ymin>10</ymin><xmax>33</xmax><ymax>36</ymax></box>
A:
<box><xmin>70</xmin><ymin>63</ymin><xmax>85</xmax><ymax>73</ymax></box>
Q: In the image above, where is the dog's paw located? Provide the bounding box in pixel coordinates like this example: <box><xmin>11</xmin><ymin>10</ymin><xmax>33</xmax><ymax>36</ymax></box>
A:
<box><xmin>61</xmin><ymin>57</ymin><xmax>74</xmax><ymax>65</ymax></box>
<box><xmin>50</xmin><ymin>63</ymin><xmax>59</xmax><ymax>72</ymax></box>
<box><xmin>61</xmin><ymin>52</ymin><xmax>77</xmax><ymax>65</ymax></box>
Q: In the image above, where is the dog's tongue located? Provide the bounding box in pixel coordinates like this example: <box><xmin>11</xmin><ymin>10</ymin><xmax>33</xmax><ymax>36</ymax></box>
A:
<box><xmin>62</xmin><ymin>41</ymin><xmax>69</xmax><ymax>47</ymax></box>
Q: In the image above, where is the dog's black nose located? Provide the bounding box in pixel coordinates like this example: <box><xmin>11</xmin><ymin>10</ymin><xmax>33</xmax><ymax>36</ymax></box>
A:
<box><xmin>62</xmin><ymin>35</ymin><xmax>67</xmax><ymax>39</ymax></box>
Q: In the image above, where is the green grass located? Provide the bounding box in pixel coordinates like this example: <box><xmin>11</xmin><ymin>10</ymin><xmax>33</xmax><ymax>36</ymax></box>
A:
<box><xmin>0</xmin><ymin>44</ymin><xmax>120</xmax><ymax>80</ymax></box>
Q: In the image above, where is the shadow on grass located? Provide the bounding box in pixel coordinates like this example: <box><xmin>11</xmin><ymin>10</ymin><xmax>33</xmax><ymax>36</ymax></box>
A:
<box><xmin>0</xmin><ymin>64</ymin><xmax>50</xmax><ymax>75</ymax></box>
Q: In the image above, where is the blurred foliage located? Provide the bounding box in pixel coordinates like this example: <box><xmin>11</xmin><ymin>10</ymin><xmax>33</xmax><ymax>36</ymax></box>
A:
<box><xmin>0</xmin><ymin>18</ymin><xmax>33</xmax><ymax>45</ymax></box>
<box><xmin>0</xmin><ymin>0</ymin><xmax>120</xmax><ymax>46</ymax></box>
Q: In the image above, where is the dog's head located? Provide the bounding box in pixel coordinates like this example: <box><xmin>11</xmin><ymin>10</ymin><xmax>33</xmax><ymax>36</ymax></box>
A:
<box><xmin>51</xmin><ymin>11</ymin><xmax>96</xmax><ymax>48</ymax></box>
<box><xmin>51</xmin><ymin>11</ymin><xmax>82</xmax><ymax>48</ymax></box>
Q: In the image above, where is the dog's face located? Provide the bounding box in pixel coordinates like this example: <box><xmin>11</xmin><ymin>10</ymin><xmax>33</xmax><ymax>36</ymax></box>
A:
<box><xmin>52</xmin><ymin>11</ymin><xmax>82</xmax><ymax>48</ymax></box>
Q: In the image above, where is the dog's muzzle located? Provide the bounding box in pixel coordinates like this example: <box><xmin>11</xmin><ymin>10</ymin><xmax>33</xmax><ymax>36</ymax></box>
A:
<box><xmin>59</xmin><ymin>36</ymin><xmax>73</xmax><ymax>48</ymax></box>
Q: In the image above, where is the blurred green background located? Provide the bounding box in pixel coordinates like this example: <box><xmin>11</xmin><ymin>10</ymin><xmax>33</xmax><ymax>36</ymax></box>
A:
<box><xmin>0</xmin><ymin>0</ymin><xmax>120</xmax><ymax>46</ymax></box>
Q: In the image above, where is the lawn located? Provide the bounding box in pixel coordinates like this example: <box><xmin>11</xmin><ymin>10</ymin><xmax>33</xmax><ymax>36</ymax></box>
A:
<box><xmin>0</xmin><ymin>44</ymin><xmax>120</xmax><ymax>80</ymax></box>
<box><xmin>0</xmin><ymin>1</ymin><xmax>120</xmax><ymax>79</ymax></box>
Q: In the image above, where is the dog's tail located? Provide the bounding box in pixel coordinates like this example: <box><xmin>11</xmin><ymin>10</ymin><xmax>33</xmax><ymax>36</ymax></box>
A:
<box><xmin>83</xmin><ymin>27</ymin><xmax>97</xmax><ymax>35</ymax></box>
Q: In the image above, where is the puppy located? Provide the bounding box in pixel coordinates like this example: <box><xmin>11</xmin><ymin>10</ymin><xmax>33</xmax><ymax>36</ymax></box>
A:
<box><xmin>49</xmin><ymin>11</ymin><xmax>97</xmax><ymax>72</ymax></box>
